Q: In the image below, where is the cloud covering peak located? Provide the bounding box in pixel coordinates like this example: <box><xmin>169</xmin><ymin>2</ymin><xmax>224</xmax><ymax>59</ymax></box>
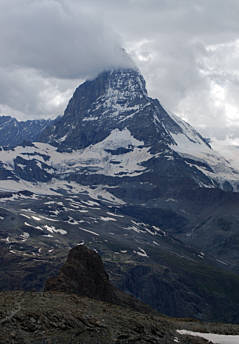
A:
<box><xmin>1</xmin><ymin>0</ymin><xmax>239</xmax><ymax>158</ymax></box>
<box><xmin>0</xmin><ymin>0</ymin><xmax>132</xmax><ymax>80</ymax></box>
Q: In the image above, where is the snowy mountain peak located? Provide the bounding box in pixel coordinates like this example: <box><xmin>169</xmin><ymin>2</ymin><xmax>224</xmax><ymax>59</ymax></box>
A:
<box><xmin>70</xmin><ymin>68</ymin><xmax>147</xmax><ymax>110</ymax></box>
<box><xmin>1</xmin><ymin>65</ymin><xmax>239</xmax><ymax>193</ymax></box>
<box><xmin>103</xmin><ymin>68</ymin><xmax>147</xmax><ymax>97</ymax></box>
<box><xmin>66</xmin><ymin>68</ymin><xmax>148</xmax><ymax>119</ymax></box>
<box><xmin>39</xmin><ymin>68</ymin><xmax>150</xmax><ymax>149</ymax></box>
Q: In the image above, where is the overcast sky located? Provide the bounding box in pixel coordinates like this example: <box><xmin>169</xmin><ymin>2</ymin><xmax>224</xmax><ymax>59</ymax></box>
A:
<box><xmin>1</xmin><ymin>0</ymin><xmax>239</xmax><ymax>149</ymax></box>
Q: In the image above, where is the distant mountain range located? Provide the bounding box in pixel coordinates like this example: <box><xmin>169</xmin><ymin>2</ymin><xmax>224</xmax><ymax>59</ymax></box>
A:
<box><xmin>0</xmin><ymin>115</ymin><xmax>52</xmax><ymax>147</ymax></box>
<box><xmin>1</xmin><ymin>67</ymin><xmax>239</xmax><ymax>322</ymax></box>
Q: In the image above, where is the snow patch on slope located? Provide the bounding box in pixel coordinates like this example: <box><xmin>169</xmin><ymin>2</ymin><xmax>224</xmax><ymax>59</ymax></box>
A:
<box><xmin>0</xmin><ymin>129</ymin><xmax>151</xmax><ymax>178</ymax></box>
<box><xmin>0</xmin><ymin>178</ymin><xmax>124</xmax><ymax>205</ymax></box>
<box><xmin>71</xmin><ymin>128</ymin><xmax>151</xmax><ymax>177</ymax></box>
<box><xmin>168</xmin><ymin>112</ymin><xmax>239</xmax><ymax>189</ymax></box>
<box><xmin>177</xmin><ymin>329</ymin><xmax>239</xmax><ymax>344</ymax></box>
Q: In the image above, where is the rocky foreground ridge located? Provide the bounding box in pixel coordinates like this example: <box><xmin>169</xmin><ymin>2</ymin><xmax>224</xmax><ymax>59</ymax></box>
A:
<box><xmin>0</xmin><ymin>245</ymin><xmax>212</xmax><ymax>344</ymax></box>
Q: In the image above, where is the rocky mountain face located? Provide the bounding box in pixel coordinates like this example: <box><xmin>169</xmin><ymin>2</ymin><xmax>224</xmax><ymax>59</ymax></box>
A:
<box><xmin>2</xmin><ymin>67</ymin><xmax>239</xmax><ymax>322</ymax></box>
<box><xmin>0</xmin><ymin>115</ymin><xmax>52</xmax><ymax>147</ymax></box>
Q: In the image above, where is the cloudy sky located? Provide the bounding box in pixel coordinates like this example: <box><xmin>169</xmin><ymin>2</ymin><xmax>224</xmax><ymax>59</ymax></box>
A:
<box><xmin>1</xmin><ymin>0</ymin><xmax>239</xmax><ymax>150</ymax></box>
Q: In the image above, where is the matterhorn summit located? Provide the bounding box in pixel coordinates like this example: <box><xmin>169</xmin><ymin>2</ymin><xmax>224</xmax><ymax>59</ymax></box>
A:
<box><xmin>36</xmin><ymin>66</ymin><xmax>238</xmax><ymax>192</ymax></box>
<box><xmin>0</xmin><ymin>65</ymin><xmax>239</xmax><ymax>193</ymax></box>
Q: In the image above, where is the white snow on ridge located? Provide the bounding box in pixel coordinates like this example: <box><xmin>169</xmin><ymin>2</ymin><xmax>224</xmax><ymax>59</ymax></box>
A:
<box><xmin>100</xmin><ymin>216</ymin><xmax>117</xmax><ymax>222</ymax></box>
<box><xmin>66</xmin><ymin>217</ymin><xmax>79</xmax><ymax>225</ymax></box>
<box><xmin>20</xmin><ymin>214</ymin><xmax>31</xmax><ymax>219</ymax></box>
<box><xmin>107</xmin><ymin>211</ymin><xmax>124</xmax><ymax>218</ymax></box>
<box><xmin>177</xmin><ymin>329</ymin><xmax>239</xmax><ymax>344</ymax></box>
<box><xmin>78</xmin><ymin>227</ymin><xmax>99</xmax><ymax>236</ymax></box>
<box><xmin>31</xmin><ymin>216</ymin><xmax>41</xmax><ymax>221</ymax></box>
<box><xmin>0</xmin><ymin>178</ymin><xmax>125</xmax><ymax>205</ymax></box>
<box><xmin>96</xmin><ymin>128</ymin><xmax>142</xmax><ymax>150</ymax></box>
<box><xmin>82</xmin><ymin>117</ymin><xmax>99</xmax><ymax>121</ymax></box>
<box><xmin>1</xmin><ymin>111</ymin><xmax>239</xmax><ymax>193</ymax></box>
<box><xmin>0</xmin><ymin>145</ymin><xmax>49</xmax><ymax>167</ymax></box>
<box><xmin>57</xmin><ymin>134</ymin><xmax>68</xmax><ymax>142</ymax></box>
<box><xmin>80</xmin><ymin>200</ymin><xmax>100</xmax><ymax>207</ymax></box>
<box><xmin>168</xmin><ymin>112</ymin><xmax>239</xmax><ymax>188</ymax></box>
<box><xmin>16</xmin><ymin>163</ymin><xmax>26</xmax><ymax>169</ymax></box>
<box><xmin>98</xmin><ymin>71</ymin><xmax>146</xmax><ymax>119</ymax></box>
<box><xmin>43</xmin><ymin>224</ymin><xmax>67</xmax><ymax>235</ymax></box>
<box><xmin>134</xmin><ymin>247</ymin><xmax>149</xmax><ymax>257</ymax></box>
<box><xmin>0</xmin><ymin>129</ymin><xmax>151</xmax><ymax>179</ymax></box>
<box><xmin>68</xmin><ymin>128</ymin><xmax>151</xmax><ymax>177</ymax></box>
<box><xmin>0</xmin><ymin>179</ymin><xmax>60</xmax><ymax>196</ymax></box>
<box><xmin>211</xmin><ymin>140</ymin><xmax>239</xmax><ymax>171</ymax></box>
<box><xmin>20</xmin><ymin>232</ymin><xmax>30</xmax><ymax>241</ymax></box>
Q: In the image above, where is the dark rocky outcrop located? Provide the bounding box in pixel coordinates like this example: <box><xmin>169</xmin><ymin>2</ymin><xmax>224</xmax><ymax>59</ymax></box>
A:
<box><xmin>44</xmin><ymin>245</ymin><xmax>156</xmax><ymax>314</ymax></box>
<box><xmin>45</xmin><ymin>245</ymin><xmax>117</xmax><ymax>303</ymax></box>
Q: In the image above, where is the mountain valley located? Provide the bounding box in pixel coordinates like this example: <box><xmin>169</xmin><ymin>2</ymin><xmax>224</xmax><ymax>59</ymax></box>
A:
<box><xmin>1</xmin><ymin>67</ymin><xmax>239</xmax><ymax>323</ymax></box>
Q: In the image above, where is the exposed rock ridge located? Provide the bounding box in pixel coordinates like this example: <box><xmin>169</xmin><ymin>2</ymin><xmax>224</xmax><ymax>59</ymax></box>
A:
<box><xmin>44</xmin><ymin>245</ymin><xmax>152</xmax><ymax>314</ymax></box>
<box><xmin>39</xmin><ymin>68</ymin><xmax>180</xmax><ymax>150</ymax></box>
<box><xmin>45</xmin><ymin>245</ymin><xmax>116</xmax><ymax>302</ymax></box>
<box><xmin>0</xmin><ymin>115</ymin><xmax>52</xmax><ymax>147</ymax></box>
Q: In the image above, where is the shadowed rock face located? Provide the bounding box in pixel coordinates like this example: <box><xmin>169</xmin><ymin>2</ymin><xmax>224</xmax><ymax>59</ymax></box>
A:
<box><xmin>44</xmin><ymin>245</ymin><xmax>155</xmax><ymax>315</ymax></box>
<box><xmin>45</xmin><ymin>245</ymin><xmax>117</xmax><ymax>303</ymax></box>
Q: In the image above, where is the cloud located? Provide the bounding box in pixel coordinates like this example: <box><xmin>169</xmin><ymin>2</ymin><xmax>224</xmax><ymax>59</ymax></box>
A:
<box><xmin>0</xmin><ymin>66</ymin><xmax>81</xmax><ymax>119</ymax></box>
<box><xmin>0</xmin><ymin>0</ymin><xmax>133</xmax><ymax>79</ymax></box>
<box><xmin>0</xmin><ymin>0</ymin><xmax>134</xmax><ymax>119</ymax></box>
<box><xmin>112</xmin><ymin>0</ymin><xmax>239</xmax><ymax>142</ymax></box>
<box><xmin>0</xmin><ymin>0</ymin><xmax>239</xmax><ymax>149</ymax></box>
